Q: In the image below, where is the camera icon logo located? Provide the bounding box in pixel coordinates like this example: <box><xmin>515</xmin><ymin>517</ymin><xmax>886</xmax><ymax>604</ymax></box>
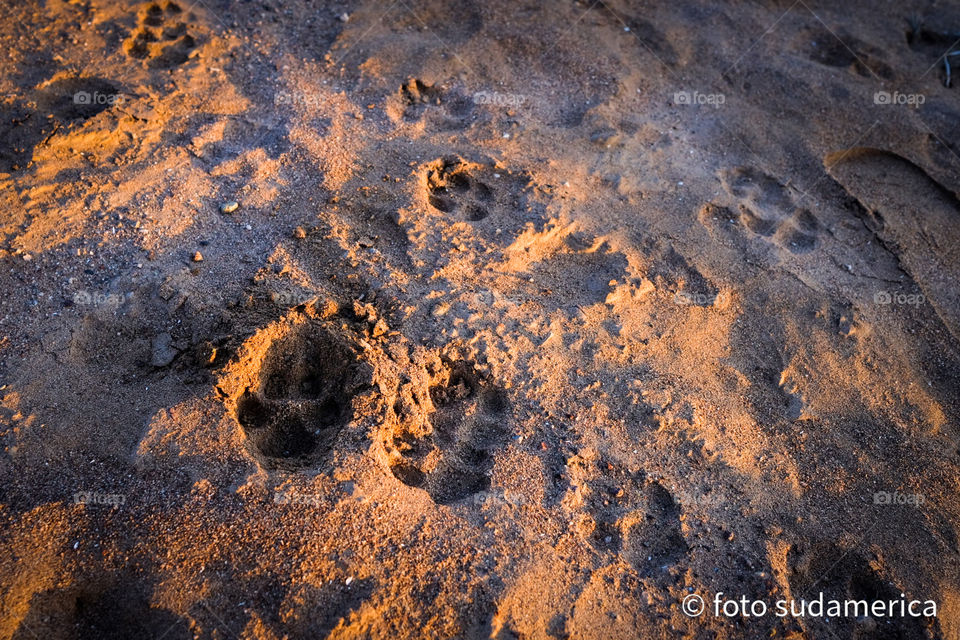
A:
<box><xmin>873</xmin><ymin>291</ymin><xmax>892</xmax><ymax>304</ymax></box>
<box><xmin>674</xmin><ymin>91</ymin><xmax>691</xmax><ymax>105</ymax></box>
<box><xmin>73</xmin><ymin>91</ymin><xmax>91</xmax><ymax>105</ymax></box>
<box><xmin>874</xmin><ymin>91</ymin><xmax>892</xmax><ymax>105</ymax></box>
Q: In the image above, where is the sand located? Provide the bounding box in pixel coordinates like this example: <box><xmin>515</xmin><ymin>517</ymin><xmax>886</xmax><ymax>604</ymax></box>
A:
<box><xmin>1</xmin><ymin>0</ymin><xmax>960</xmax><ymax>638</ymax></box>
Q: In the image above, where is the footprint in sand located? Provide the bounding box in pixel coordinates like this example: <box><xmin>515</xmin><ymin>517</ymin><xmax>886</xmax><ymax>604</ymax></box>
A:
<box><xmin>418</xmin><ymin>156</ymin><xmax>547</xmax><ymax>241</ymax></box>
<box><xmin>425</xmin><ymin>157</ymin><xmax>497</xmax><ymax>222</ymax></box>
<box><xmin>387</xmin><ymin>79</ymin><xmax>475</xmax><ymax>129</ymax></box>
<box><xmin>570</xmin><ymin>459</ymin><xmax>688</xmax><ymax>574</ymax></box>
<box><xmin>718</xmin><ymin>166</ymin><xmax>823</xmax><ymax>255</ymax></box>
<box><xmin>13</xmin><ymin>577</ymin><xmax>190</xmax><ymax>640</ymax></box>
<box><xmin>825</xmin><ymin>148</ymin><xmax>960</xmax><ymax>342</ymax></box>
<box><xmin>787</xmin><ymin>542</ymin><xmax>927</xmax><ymax>638</ymax></box>
<box><xmin>124</xmin><ymin>1</ymin><xmax>197</xmax><ymax>69</ymax></box>
<box><xmin>619</xmin><ymin>481</ymin><xmax>689</xmax><ymax>576</ymax></box>
<box><xmin>569</xmin><ymin>459</ymin><xmax>644</xmax><ymax>553</ymax></box>
<box><xmin>796</xmin><ymin>27</ymin><xmax>893</xmax><ymax>79</ymax></box>
<box><xmin>386</xmin><ymin>357</ymin><xmax>511</xmax><ymax>505</ymax></box>
<box><xmin>399</xmin><ymin>78</ymin><xmax>442</xmax><ymax>120</ymax></box>
<box><xmin>223</xmin><ymin>317</ymin><xmax>367</xmax><ymax>470</ymax></box>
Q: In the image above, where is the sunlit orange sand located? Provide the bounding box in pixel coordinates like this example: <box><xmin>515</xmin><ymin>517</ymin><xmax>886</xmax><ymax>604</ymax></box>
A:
<box><xmin>2</xmin><ymin>1</ymin><xmax>960</xmax><ymax>638</ymax></box>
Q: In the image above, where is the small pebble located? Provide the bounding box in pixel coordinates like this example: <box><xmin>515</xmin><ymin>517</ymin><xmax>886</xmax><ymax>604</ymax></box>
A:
<box><xmin>220</xmin><ymin>201</ymin><xmax>239</xmax><ymax>214</ymax></box>
<box><xmin>345</xmin><ymin>576</ymin><xmax>354</xmax><ymax>586</ymax></box>
<box><xmin>192</xmin><ymin>251</ymin><xmax>204</xmax><ymax>262</ymax></box>
<box><xmin>293</xmin><ymin>226</ymin><xmax>307</xmax><ymax>239</ymax></box>
<box><xmin>151</xmin><ymin>333</ymin><xmax>178</xmax><ymax>367</ymax></box>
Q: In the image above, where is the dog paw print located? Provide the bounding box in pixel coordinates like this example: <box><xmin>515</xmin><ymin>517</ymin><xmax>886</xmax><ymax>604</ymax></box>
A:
<box><xmin>399</xmin><ymin>78</ymin><xmax>442</xmax><ymax>120</ymax></box>
<box><xmin>719</xmin><ymin>166</ymin><xmax>821</xmax><ymax>255</ymax></box>
<box><xmin>386</xmin><ymin>358</ymin><xmax>510</xmax><ymax>504</ymax></box>
<box><xmin>224</xmin><ymin>319</ymin><xmax>367</xmax><ymax>470</ymax></box>
<box><xmin>425</xmin><ymin>157</ymin><xmax>496</xmax><ymax>222</ymax></box>
<box><xmin>390</xmin><ymin>78</ymin><xmax>475</xmax><ymax>128</ymax></box>
<box><xmin>124</xmin><ymin>1</ymin><xmax>197</xmax><ymax>68</ymax></box>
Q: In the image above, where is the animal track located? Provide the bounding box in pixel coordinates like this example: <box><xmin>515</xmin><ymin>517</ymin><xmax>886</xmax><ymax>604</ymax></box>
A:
<box><xmin>386</xmin><ymin>357</ymin><xmax>510</xmax><ymax>504</ymax></box>
<box><xmin>569</xmin><ymin>459</ymin><xmax>688</xmax><ymax>574</ymax></box>
<box><xmin>399</xmin><ymin>78</ymin><xmax>442</xmax><ymax>120</ymax></box>
<box><xmin>124</xmin><ymin>1</ymin><xmax>196</xmax><ymax>68</ymax></box>
<box><xmin>220</xmin><ymin>303</ymin><xmax>509</xmax><ymax>486</ymax></box>
<box><xmin>388</xmin><ymin>79</ymin><xmax>474</xmax><ymax>129</ymax></box>
<box><xmin>787</xmin><ymin>543</ymin><xmax>927</xmax><ymax>638</ymax></box>
<box><xmin>718</xmin><ymin>166</ymin><xmax>821</xmax><ymax>255</ymax></box>
<box><xmin>568</xmin><ymin>458</ymin><xmax>645</xmax><ymax>553</ymax></box>
<box><xmin>799</xmin><ymin>28</ymin><xmax>893</xmax><ymax>79</ymax></box>
<box><xmin>220</xmin><ymin>312</ymin><xmax>370</xmax><ymax>470</ymax></box>
<box><xmin>825</xmin><ymin>147</ymin><xmax>960</xmax><ymax>342</ymax></box>
<box><xmin>426</xmin><ymin>157</ymin><xmax>495</xmax><ymax>222</ymax></box>
<box><xmin>14</xmin><ymin>576</ymin><xmax>190</xmax><ymax>640</ymax></box>
<box><xmin>620</xmin><ymin>482</ymin><xmax>689</xmax><ymax>575</ymax></box>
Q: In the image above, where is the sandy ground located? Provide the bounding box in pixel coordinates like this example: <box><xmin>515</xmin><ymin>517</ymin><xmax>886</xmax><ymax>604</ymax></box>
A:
<box><xmin>2</xmin><ymin>0</ymin><xmax>960</xmax><ymax>638</ymax></box>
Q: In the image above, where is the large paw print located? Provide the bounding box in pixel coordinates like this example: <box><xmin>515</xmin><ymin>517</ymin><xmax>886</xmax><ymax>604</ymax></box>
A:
<box><xmin>229</xmin><ymin>320</ymin><xmax>364</xmax><ymax>470</ymax></box>
<box><xmin>124</xmin><ymin>1</ymin><xmax>197</xmax><ymax>68</ymax></box>
<box><xmin>719</xmin><ymin>166</ymin><xmax>821</xmax><ymax>255</ymax></box>
<box><xmin>386</xmin><ymin>358</ymin><xmax>510</xmax><ymax>504</ymax></box>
